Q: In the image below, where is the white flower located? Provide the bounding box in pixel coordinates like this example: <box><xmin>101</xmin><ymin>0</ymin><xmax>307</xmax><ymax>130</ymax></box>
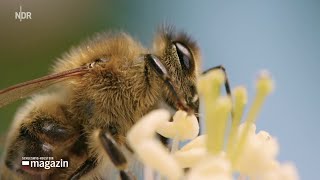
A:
<box><xmin>187</xmin><ymin>155</ymin><xmax>232</xmax><ymax>180</ymax></box>
<box><xmin>156</xmin><ymin>110</ymin><xmax>199</xmax><ymax>140</ymax></box>
<box><xmin>127</xmin><ymin>109</ymin><xmax>183</xmax><ymax>180</ymax></box>
<box><xmin>260</xmin><ymin>162</ymin><xmax>299</xmax><ymax>180</ymax></box>
<box><xmin>173</xmin><ymin>135</ymin><xmax>207</xmax><ymax>168</ymax></box>
<box><xmin>234</xmin><ymin>124</ymin><xmax>279</xmax><ymax>176</ymax></box>
<box><xmin>126</xmin><ymin>70</ymin><xmax>299</xmax><ymax>180</ymax></box>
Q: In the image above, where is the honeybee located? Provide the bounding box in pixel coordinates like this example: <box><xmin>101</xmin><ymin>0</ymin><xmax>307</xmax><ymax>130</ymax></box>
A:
<box><xmin>0</xmin><ymin>26</ymin><xmax>231</xmax><ymax>180</ymax></box>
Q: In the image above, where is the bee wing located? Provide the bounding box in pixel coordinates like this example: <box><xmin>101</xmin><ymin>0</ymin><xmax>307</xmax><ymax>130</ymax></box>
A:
<box><xmin>0</xmin><ymin>66</ymin><xmax>89</xmax><ymax>108</ymax></box>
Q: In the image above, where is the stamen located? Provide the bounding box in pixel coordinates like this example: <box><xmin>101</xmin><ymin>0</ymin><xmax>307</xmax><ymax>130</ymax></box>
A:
<box><xmin>231</xmin><ymin>71</ymin><xmax>274</xmax><ymax>164</ymax></box>
<box><xmin>197</xmin><ymin>70</ymin><xmax>226</xmax><ymax>154</ymax></box>
<box><xmin>227</xmin><ymin>86</ymin><xmax>247</xmax><ymax>156</ymax></box>
<box><xmin>209</xmin><ymin>96</ymin><xmax>232</xmax><ymax>154</ymax></box>
<box><xmin>197</xmin><ymin>69</ymin><xmax>225</xmax><ymax>98</ymax></box>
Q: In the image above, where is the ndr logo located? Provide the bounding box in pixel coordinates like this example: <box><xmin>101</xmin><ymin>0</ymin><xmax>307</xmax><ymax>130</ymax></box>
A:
<box><xmin>15</xmin><ymin>6</ymin><xmax>32</xmax><ymax>22</ymax></box>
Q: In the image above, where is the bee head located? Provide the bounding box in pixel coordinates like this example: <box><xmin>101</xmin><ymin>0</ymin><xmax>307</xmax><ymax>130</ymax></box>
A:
<box><xmin>152</xmin><ymin>26</ymin><xmax>202</xmax><ymax>112</ymax></box>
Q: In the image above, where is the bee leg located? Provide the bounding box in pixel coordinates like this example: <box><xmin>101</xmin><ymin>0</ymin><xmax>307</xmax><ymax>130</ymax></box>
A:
<box><xmin>99</xmin><ymin>130</ymin><xmax>134</xmax><ymax>180</ymax></box>
<box><xmin>145</xmin><ymin>54</ymin><xmax>192</xmax><ymax>113</ymax></box>
<box><xmin>68</xmin><ymin>130</ymin><xmax>134</xmax><ymax>180</ymax></box>
<box><xmin>68</xmin><ymin>157</ymin><xmax>97</xmax><ymax>180</ymax></box>
<box><xmin>202</xmin><ymin>65</ymin><xmax>232</xmax><ymax>98</ymax></box>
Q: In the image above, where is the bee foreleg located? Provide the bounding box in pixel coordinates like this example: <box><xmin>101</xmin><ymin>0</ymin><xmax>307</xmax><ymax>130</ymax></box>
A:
<box><xmin>68</xmin><ymin>157</ymin><xmax>97</xmax><ymax>180</ymax></box>
<box><xmin>99</xmin><ymin>130</ymin><xmax>134</xmax><ymax>180</ymax></box>
<box><xmin>145</xmin><ymin>54</ymin><xmax>192</xmax><ymax>113</ymax></box>
<box><xmin>68</xmin><ymin>129</ymin><xmax>134</xmax><ymax>180</ymax></box>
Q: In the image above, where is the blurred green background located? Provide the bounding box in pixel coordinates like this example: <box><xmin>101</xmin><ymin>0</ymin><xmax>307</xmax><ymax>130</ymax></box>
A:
<box><xmin>1</xmin><ymin>1</ymin><xmax>320</xmax><ymax>179</ymax></box>
<box><xmin>0</xmin><ymin>1</ymin><xmax>144</xmax><ymax>132</ymax></box>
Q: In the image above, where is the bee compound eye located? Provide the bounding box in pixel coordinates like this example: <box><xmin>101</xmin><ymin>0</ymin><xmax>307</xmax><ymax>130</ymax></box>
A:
<box><xmin>173</xmin><ymin>42</ymin><xmax>194</xmax><ymax>72</ymax></box>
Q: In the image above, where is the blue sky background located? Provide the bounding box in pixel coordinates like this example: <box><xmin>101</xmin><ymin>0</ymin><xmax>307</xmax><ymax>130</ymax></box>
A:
<box><xmin>125</xmin><ymin>2</ymin><xmax>319</xmax><ymax>179</ymax></box>
<box><xmin>0</xmin><ymin>1</ymin><xmax>319</xmax><ymax>179</ymax></box>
